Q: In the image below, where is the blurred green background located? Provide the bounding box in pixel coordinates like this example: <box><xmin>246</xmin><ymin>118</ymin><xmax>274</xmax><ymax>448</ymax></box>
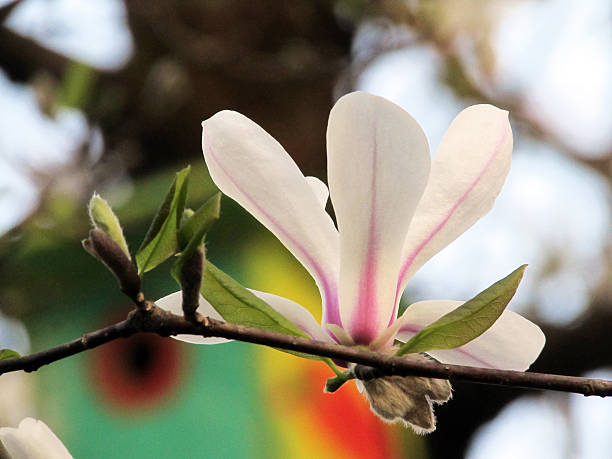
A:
<box><xmin>0</xmin><ymin>1</ymin><xmax>610</xmax><ymax>458</ymax></box>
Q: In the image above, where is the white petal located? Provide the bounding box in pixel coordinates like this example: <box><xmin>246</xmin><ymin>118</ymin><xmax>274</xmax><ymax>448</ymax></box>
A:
<box><xmin>155</xmin><ymin>291</ymin><xmax>230</xmax><ymax>344</ymax></box>
<box><xmin>397</xmin><ymin>105</ymin><xmax>513</xmax><ymax>307</ymax></box>
<box><xmin>202</xmin><ymin>112</ymin><xmax>341</xmax><ymax>326</ymax></box>
<box><xmin>396</xmin><ymin>300</ymin><xmax>545</xmax><ymax>370</ymax></box>
<box><xmin>327</xmin><ymin>92</ymin><xmax>430</xmax><ymax>344</ymax></box>
<box><xmin>305</xmin><ymin>176</ymin><xmax>329</xmax><ymax>208</ymax></box>
<box><xmin>0</xmin><ymin>418</ymin><xmax>73</xmax><ymax>459</ymax></box>
<box><xmin>249</xmin><ymin>289</ymin><xmax>331</xmax><ymax>342</ymax></box>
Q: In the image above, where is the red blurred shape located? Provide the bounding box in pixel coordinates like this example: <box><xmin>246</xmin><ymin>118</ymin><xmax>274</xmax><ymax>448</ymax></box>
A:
<box><xmin>90</xmin><ymin>333</ymin><xmax>184</xmax><ymax>411</ymax></box>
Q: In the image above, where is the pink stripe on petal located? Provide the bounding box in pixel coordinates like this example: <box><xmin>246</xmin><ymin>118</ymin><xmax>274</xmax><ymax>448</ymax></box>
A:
<box><xmin>327</xmin><ymin>92</ymin><xmax>430</xmax><ymax>345</ymax></box>
<box><xmin>349</xmin><ymin>147</ymin><xmax>381</xmax><ymax>343</ymax></box>
<box><xmin>394</xmin><ymin>106</ymin><xmax>513</xmax><ymax>322</ymax></box>
<box><xmin>204</xmin><ymin>131</ymin><xmax>342</xmax><ymax>328</ymax></box>
<box><xmin>399</xmin><ymin>127</ymin><xmax>507</xmax><ymax>279</ymax></box>
<box><xmin>393</xmin><ymin>128</ymin><xmax>506</xmax><ymax>316</ymax></box>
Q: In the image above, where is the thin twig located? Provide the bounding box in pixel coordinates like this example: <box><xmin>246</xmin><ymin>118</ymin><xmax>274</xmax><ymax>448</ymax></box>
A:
<box><xmin>0</xmin><ymin>319</ymin><xmax>136</xmax><ymax>373</ymax></box>
<box><xmin>1</xmin><ymin>305</ymin><xmax>611</xmax><ymax>397</ymax></box>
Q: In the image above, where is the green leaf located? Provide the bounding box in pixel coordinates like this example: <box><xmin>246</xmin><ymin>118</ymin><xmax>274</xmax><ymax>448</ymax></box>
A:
<box><xmin>88</xmin><ymin>193</ymin><xmax>131</xmax><ymax>260</ymax></box>
<box><xmin>178</xmin><ymin>192</ymin><xmax>221</xmax><ymax>249</ymax></box>
<box><xmin>396</xmin><ymin>265</ymin><xmax>527</xmax><ymax>356</ymax></box>
<box><xmin>201</xmin><ymin>261</ymin><xmax>306</xmax><ymax>336</ymax></box>
<box><xmin>0</xmin><ymin>349</ymin><xmax>21</xmax><ymax>360</ymax></box>
<box><xmin>135</xmin><ymin>166</ymin><xmax>190</xmax><ymax>274</ymax></box>
<box><xmin>397</xmin><ymin>297</ymin><xmax>410</xmax><ymax>318</ymax></box>
<box><xmin>201</xmin><ymin>262</ymin><xmax>324</xmax><ymax>361</ymax></box>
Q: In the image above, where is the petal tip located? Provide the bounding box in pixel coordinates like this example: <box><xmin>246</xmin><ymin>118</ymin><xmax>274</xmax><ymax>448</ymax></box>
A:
<box><xmin>464</xmin><ymin>103</ymin><xmax>509</xmax><ymax>118</ymax></box>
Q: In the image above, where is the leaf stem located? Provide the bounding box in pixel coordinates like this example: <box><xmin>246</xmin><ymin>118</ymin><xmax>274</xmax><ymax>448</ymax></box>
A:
<box><xmin>324</xmin><ymin>359</ymin><xmax>345</xmax><ymax>377</ymax></box>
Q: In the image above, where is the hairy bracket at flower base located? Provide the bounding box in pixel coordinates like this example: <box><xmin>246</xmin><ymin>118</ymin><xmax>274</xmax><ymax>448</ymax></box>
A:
<box><xmin>156</xmin><ymin>91</ymin><xmax>545</xmax><ymax>433</ymax></box>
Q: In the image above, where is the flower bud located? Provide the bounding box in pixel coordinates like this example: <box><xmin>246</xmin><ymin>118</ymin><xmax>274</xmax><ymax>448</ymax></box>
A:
<box><xmin>84</xmin><ymin>228</ymin><xmax>141</xmax><ymax>300</ymax></box>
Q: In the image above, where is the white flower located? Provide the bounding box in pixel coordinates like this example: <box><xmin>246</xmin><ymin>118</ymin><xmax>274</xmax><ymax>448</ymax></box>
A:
<box><xmin>158</xmin><ymin>91</ymin><xmax>544</xmax><ymax>372</ymax></box>
<box><xmin>0</xmin><ymin>418</ymin><xmax>72</xmax><ymax>459</ymax></box>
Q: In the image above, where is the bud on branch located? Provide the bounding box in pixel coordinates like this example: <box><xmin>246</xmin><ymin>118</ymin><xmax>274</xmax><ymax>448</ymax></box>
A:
<box><xmin>83</xmin><ymin>229</ymin><xmax>142</xmax><ymax>302</ymax></box>
<box><xmin>180</xmin><ymin>247</ymin><xmax>204</xmax><ymax>317</ymax></box>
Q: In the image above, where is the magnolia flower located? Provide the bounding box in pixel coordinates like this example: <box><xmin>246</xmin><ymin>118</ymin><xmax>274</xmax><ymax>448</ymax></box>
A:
<box><xmin>0</xmin><ymin>418</ymin><xmax>72</xmax><ymax>459</ymax></box>
<box><xmin>157</xmin><ymin>91</ymin><xmax>545</xmax><ymax>430</ymax></box>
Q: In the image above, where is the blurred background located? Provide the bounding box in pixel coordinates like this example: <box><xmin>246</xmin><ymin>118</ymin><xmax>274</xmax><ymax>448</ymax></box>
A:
<box><xmin>0</xmin><ymin>0</ymin><xmax>610</xmax><ymax>457</ymax></box>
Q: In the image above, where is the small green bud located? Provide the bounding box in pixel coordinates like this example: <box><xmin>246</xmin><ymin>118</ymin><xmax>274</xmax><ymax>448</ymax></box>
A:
<box><xmin>88</xmin><ymin>193</ymin><xmax>131</xmax><ymax>260</ymax></box>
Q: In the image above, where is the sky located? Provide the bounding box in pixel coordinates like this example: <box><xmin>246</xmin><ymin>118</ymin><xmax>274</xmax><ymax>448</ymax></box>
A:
<box><xmin>466</xmin><ymin>369</ymin><xmax>612</xmax><ymax>459</ymax></box>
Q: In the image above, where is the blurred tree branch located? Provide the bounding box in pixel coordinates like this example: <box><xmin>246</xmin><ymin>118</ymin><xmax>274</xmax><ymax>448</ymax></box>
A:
<box><xmin>0</xmin><ymin>25</ymin><xmax>69</xmax><ymax>81</ymax></box>
<box><xmin>368</xmin><ymin>0</ymin><xmax>612</xmax><ymax>179</ymax></box>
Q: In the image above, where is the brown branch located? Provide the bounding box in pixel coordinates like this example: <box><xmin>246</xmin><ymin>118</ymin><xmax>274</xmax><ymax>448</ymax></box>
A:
<box><xmin>0</xmin><ymin>318</ymin><xmax>136</xmax><ymax>373</ymax></box>
<box><xmin>1</xmin><ymin>304</ymin><xmax>611</xmax><ymax>397</ymax></box>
